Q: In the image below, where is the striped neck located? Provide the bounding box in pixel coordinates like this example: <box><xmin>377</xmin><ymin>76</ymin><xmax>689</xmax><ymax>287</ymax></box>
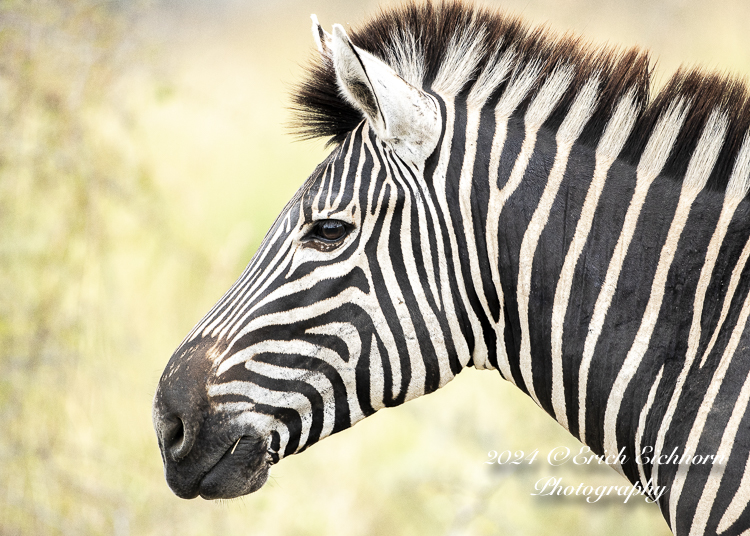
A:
<box><xmin>432</xmin><ymin>83</ymin><xmax>750</xmax><ymax>499</ymax></box>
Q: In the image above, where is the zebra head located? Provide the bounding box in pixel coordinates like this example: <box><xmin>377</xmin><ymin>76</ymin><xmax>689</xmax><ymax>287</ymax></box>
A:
<box><xmin>152</xmin><ymin>21</ymin><xmax>453</xmax><ymax>500</ymax></box>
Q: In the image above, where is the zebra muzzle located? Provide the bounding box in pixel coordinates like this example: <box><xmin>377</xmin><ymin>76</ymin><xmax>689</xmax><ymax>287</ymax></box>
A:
<box><xmin>153</xmin><ymin>354</ymin><xmax>272</xmax><ymax>500</ymax></box>
<box><xmin>156</xmin><ymin>414</ymin><xmax>272</xmax><ymax>500</ymax></box>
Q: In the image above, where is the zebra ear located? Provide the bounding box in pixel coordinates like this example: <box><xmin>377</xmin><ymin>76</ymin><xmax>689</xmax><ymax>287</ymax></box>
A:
<box><xmin>329</xmin><ymin>24</ymin><xmax>440</xmax><ymax>165</ymax></box>
<box><xmin>310</xmin><ymin>15</ymin><xmax>332</xmax><ymax>57</ymax></box>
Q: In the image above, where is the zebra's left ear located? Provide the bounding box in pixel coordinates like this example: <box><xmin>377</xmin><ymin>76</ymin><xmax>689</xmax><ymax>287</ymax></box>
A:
<box><xmin>329</xmin><ymin>24</ymin><xmax>441</xmax><ymax>166</ymax></box>
<box><xmin>310</xmin><ymin>15</ymin><xmax>332</xmax><ymax>57</ymax></box>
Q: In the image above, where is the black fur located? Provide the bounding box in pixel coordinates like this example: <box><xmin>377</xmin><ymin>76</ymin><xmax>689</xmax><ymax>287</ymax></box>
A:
<box><xmin>290</xmin><ymin>0</ymin><xmax>749</xmax><ymax>194</ymax></box>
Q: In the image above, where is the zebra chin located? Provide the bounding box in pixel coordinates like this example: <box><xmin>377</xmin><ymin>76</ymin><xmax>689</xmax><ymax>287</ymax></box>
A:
<box><xmin>163</xmin><ymin>431</ymin><xmax>272</xmax><ymax>501</ymax></box>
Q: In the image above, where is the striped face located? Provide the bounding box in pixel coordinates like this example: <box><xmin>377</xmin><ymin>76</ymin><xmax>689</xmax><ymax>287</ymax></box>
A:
<box><xmin>153</xmin><ymin>120</ymin><xmax>455</xmax><ymax>499</ymax></box>
<box><xmin>152</xmin><ymin>24</ymin><xmax>450</xmax><ymax>499</ymax></box>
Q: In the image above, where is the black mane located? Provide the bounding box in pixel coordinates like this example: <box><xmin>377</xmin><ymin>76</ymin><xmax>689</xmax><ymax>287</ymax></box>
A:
<box><xmin>291</xmin><ymin>1</ymin><xmax>750</xmax><ymax>193</ymax></box>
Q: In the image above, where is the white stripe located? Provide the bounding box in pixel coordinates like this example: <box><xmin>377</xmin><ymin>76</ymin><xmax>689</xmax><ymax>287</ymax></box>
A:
<box><xmin>518</xmin><ymin>74</ymin><xmax>595</xmax><ymax>406</ymax></box>
<box><xmin>458</xmin><ymin>55</ymin><xmax>514</xmax><ymax>369</ymax></box>
<box><xmin>684</xmin><ymin>286</ymin><xmax>750</xmax><ymax>535</ymax></box>
<box><xmin>432</xmin><ymin>96</ymin><xmax>486</xmax><ymax>368</ymax></box>
<box><xmin>370</xmin><ymin>145</ymin><xmax>418</xmax><ymax>401</ymax></box>
<box><xmin>432</xmin><ymin>25</ymin><xmax>487</xmax><ymax>96</ymax></box>
<box><xmin>459</xmin><ymin>106</ymin><xmax>495</xmax><ymax>369</ymax></box>
<box><xmin>455</xmin><ymin>48</ymin><xmax>516</xmax><ymax>371</ymax></box>
<box><xmin>210</xmin><ymin>149</ymin><xmax>351</xmax><ymax>340</ymax></box>
<box><xmin>700</xmin><ymin>238</ymin><xmax>750</xmax><ymax>368</ymax></box>
<box><xmin>226</xmin><ymin>407</ymin><xmax>285</xmax><ymax>457</ymax></box>
<box><xmin>692</xmin><ymin>144</ymin><xmax>750</xmax><ymax>527</ymax></box>
<box><xmin>412</xmin><ymin>105</ymin><xmax>473</xmax><ymax>381</ymax></box>
<box><xmin>355</xmin><ymin>134</ymin><xmax>405</xmax><ymax>401</ymax></box>
<box><xmin>485</xmin><ymin>61</ymin><xmax>542</xmax><ymax>379</ymax></box>
<box><xmin>718</xmin><ymin>448</ymin><xmax>750</xmax><ymax>533</ymax></box>
<box><xmin>385</xmin><ymin>148</ymin><xmax>452</xmax><ymax>391</ymax></box>
<box><xmin>306</xmin><ymin>322</ymin><xmax>365</xmax><ymax>424</ymax></box>
<box><xmin>467</xmin><ymin>46</ymin><xmax>515</xmax><ymax>110</ymax></box>
<box><xmin>693</xmin><ymin>368</ymin><xmax>750</xmax><ymax>535</ymax></box>
<box><xmin>383</xmin><ymin>24</ymin><xmax>424</xmax><ymax>88</ymax></box>
<box><xmin>249</xmin><ymin>359</ymin><xmax>338</xmax><ymax>441</ymax></box>
<box><xmin>415</xmin><ymin>184</ymin><xmax>441</xmax><ymax>315</ymax></box>
<box><xmin>489</xmin><ymin>63</ymin><xmax>571</xmax><ymax>383</ymax></box>
<box><xmin>331</xmin><ymin>135</ymin><xmax>356</xmax><ymax>210</ymax></box>
<box><xmin>604</xmin><ymin>108</ymin><xmax>724</xmax><ymax>477</ymax></box>
<box><xmin>210</xmin><ymin>379</ymin><xmax>314</xmax><ymax>452</ymax></box>
<box><xmin>221</xmin><ymin>212</ymin><xmax>304</xmax><ymax>339</ymax></box>
<box><xmin>376</xmin><ymin>146</ymin><xmax>428</xmax><ymax>401</ymax></box>
<box><xmin>220</xmin><ymin>221</ymin><xmax>355</xmax><ymax>342</ymax></box>
<box><xmin>669</xmin><ymin>234</ymin><xmax>750</xmax><ymax>530</ymax></box>
<box><xmin>201</xmin><ymin>131</ymin><xmax>363</xmax><ymax>341</ymax></box>
<box><xmin>550</xmin><ymin>89</ymin><xmax>639</xmax><ymax>428</ymax></box>
<box><xmin>577</xmin><ymin>98</ymin><xmax>689</xmax><ymax>444</ymax></box>
<box><xmin>698</xmin><ymin>134</ymin><xmax>750</xmax><ymax>367</ymax></box>
<box><xmin>197</xmin><ymin>210</ymin><xmax>296</xmax><ymax>340</ymax></box>
<box><xmin>502</xmin><ymin>65</ymin><xmax>573</xmax><ymax>396</ymax></box>
<box><xmin>652</xmin><ymin>117</ymin><xmax>743</xmax><ymax>491</ymax></box>
<box><xmin>368</xmin><ymin>334</ymin><xmax>385</xmax><ymax>410</ymax></box>
<box><xmin>312</xmin><ymin>158</ymin><xmax>329</xmax><ymax>211</ymax></box>
<box><xmin>217</xmin><ymin>132</ymin><xmax>372</xmax><ymax>353</ymax></box>
<box><xmin>635</xmin><ymin>363</ymin><xmax>664</xmax><ymax>492</ymax></box>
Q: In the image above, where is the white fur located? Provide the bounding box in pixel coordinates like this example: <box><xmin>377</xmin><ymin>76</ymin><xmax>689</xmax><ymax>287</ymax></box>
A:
<box><xmin>651</xmin><ymin>112</ymin><xmax>731</xmax><ymax>493</ymax></box>
<box><xmin>457</xmin><ymin>50</ymin><xmax>516</xmax><ymax>370</ymax></box>
<box><xmin>500</xmin><ymin>65</ymin><xmax>573</xmax><ymax>399</ymax></box>
<box><xmin>518</xmin><ymin>73</ymin><xmax>595</xmax><ymax>407</ymax></box>
<box><xmin>675</xmin><ymin>271</ymin><xmax>750</xmax><ymax>535</ymax></box>
<box><xmin>604</xmin><ymin>106</ymin><xmax>725</xmax><ymax>478</ymax></box>
<box><xmin>484</xmin><ymin>59</ymin><xmax>543</xmax><ymax>381</ymax></box>
<box><xmin>431</xmin><ymin>95</ymin><xmax>484</xmax><ymax>369</ymax></box>
<box><xmin>550</xmin><ymin>89</ymin><xmax>639</xmax><ymax>427</ymax></box>
<box><xmin>330</xmin><ymin>24</ymin><xmax>441</xmax><ymax>167</ymax></box>
<box><xmin>577</xmin><ymin>98</ymin><xmax>689</xmax><ymax>444</ymax></box>
<box><xmin>717</xmin><ymin>436</ymin><xmax>750</xmax><ymax>532</ymax></box>
<box><xmin>433</xmin><ymin>24</ymin><xmax>488</xmax><ymax>96</ymax></box>
<box><xmin>697</xmin><ymin>134</ymin><xmax>750</xmax><ymax>367</ymax></box>
<box><xmin>383</xmin><ymin>26</ymin><xmax>424</xmax><ymax>88</ymax></box>
<box><xmin>635</xmin><ymin>363</ymin><xmax>664</xmax><ymax>493</ymax></box>
<box><xmin>691</xmin><ymin>364</ymin><xmax>750</xmax><ymax>535</ymax></box>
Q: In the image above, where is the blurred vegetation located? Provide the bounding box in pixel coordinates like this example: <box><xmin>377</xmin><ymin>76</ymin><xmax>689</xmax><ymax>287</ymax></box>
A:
<box><xmin>0</xmin><ymin>0</ymin><xmax>747</xmax><ymax>534</ymax></box>
<box><xmin>0</xmin><ymin>1</ymin><xmax>154</xmax><ymax>533</ymax></box>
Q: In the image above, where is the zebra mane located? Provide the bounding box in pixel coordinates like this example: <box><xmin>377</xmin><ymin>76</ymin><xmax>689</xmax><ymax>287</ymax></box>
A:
<box><xmin>291</xmin><ymin>0</ymin><xmax>750</xmax><ymax>193</ymax></box>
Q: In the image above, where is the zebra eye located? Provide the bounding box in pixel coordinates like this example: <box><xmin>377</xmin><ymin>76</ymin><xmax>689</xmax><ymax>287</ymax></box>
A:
<box><xmin>307</xmin><ymin>219</ymin><xmax>349</xmax><ymax>245</ymax></box>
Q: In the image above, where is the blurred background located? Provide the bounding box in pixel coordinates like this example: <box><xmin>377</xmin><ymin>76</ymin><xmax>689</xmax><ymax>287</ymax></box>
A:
<box><xmin>1</xmin><ymin>0</ymin><xmax>748</xmax><ymax>534</ymax></box>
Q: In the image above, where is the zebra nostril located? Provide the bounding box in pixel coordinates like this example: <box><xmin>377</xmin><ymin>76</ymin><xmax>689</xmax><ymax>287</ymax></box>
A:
<box><xmin>161</xmin><ymin>415</ymin><xmax>193</xmax><ymax>461</ymax></box>
<box><xmin>169</xmin><ymin>418</ymin><xmax>185</xmax><ymax>448</ymax></box>
<box><xmin>153</xmin><ymin>372</ymin><xmax>209</xmax><ymax>465</ymax></box>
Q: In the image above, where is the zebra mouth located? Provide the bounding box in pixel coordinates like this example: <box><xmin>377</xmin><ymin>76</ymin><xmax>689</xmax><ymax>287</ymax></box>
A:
<box><xmin>197</xmin><ymin>435</ymin><xmax>271</xmax><ymax>500</ymax></box>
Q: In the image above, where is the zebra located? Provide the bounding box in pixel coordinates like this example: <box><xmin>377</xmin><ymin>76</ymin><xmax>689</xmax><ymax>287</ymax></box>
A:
<box><xmin>152</xmin><ymin>2</ymin><xmax>750</xmax><ymax>534</ymax></box>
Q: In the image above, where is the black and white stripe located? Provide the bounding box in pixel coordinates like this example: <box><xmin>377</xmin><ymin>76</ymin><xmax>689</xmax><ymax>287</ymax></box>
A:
<box><xmin>154</xmin><ymin>3</ymin><xmax>750</xmax><ymax>534</ymax></box>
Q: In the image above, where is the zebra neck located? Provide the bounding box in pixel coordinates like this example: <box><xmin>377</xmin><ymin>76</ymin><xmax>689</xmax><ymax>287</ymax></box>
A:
<box><xmin>435</xmin><ymin>94</ymin><xmax>750</xmax><ymax>475</ymax></box>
